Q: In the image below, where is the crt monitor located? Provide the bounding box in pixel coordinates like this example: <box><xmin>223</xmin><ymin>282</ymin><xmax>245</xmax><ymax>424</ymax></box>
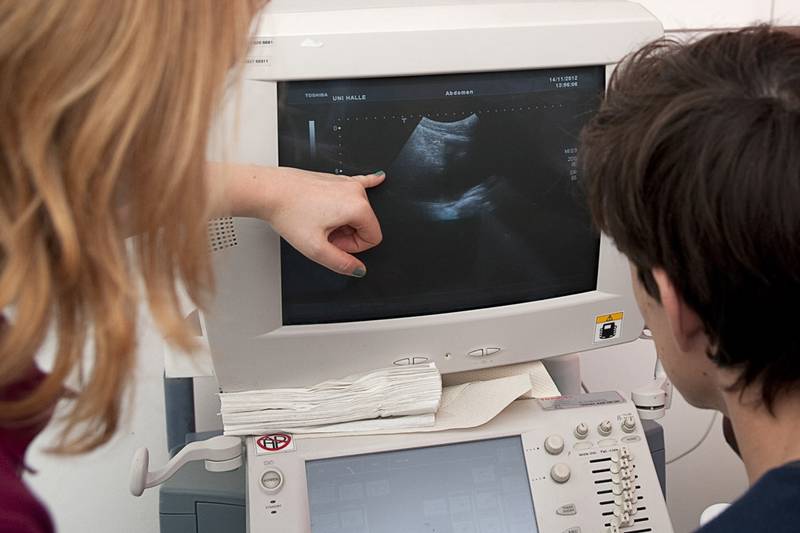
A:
<box><xmin>202</xmin><ymin>0</ymin><xmax>663</xmax><ymax>393</ymax></box>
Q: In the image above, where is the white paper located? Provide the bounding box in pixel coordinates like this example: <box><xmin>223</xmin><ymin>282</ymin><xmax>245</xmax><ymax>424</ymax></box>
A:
<box><xmin>296</xmin><ymin>373</ymin><xmax>533</xmax><ymax>439</ymax></box>
<box><xmin>441</xmin><ymin>360</ymin><xmax>560</xmax><ymax>399</ymax></box>
<box><xmin>290</xmin><ymin>414</ymin><xmax>436</xmax><ymax>434</ymax></box>
<box><xmin>221</xmin><ymin>363</ymin><xmax>442</xmax><ymax>435</ymax></box>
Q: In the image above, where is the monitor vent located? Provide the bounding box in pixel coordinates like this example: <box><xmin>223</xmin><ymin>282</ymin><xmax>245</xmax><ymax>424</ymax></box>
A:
<box><xmin>208</xmin><ymin>217</ymin><xmax>239</xmax><ymax>252</ymax></box>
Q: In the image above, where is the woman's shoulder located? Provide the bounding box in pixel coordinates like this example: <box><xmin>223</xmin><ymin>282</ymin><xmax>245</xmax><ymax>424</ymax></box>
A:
<box><xmin>0</xmin><ymin>461</ymin><xmax>54</xmax><ymax>533</ymax></box>
<box><xmin>0</xmin><ymin>358</ymin><xmax>54</xmax><ymax>533</ymax></box>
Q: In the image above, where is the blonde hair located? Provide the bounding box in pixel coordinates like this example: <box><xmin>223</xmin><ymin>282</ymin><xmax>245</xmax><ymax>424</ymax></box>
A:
<box><xmin>0</xmin><ymin>0</ymin><xmax>262</xmax><ymax>452</ymax></box>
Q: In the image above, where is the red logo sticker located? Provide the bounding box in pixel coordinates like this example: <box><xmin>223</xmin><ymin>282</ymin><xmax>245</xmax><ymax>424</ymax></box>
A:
<box><xmin>256</xmin><ymin>433</ymin><xmax>293</xmax><ymax>452</ymax></box>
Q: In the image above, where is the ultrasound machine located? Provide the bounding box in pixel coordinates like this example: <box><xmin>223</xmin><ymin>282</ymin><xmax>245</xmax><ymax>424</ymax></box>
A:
<box><xmin>130</xmin><ymin>2</ymin><xmax>673</xmax><ymax>532</ymax></box>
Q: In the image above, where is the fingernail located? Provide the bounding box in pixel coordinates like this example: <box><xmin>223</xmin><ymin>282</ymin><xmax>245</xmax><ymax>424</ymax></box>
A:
<box><xmin>373</xmin><ymin>170</ymin><xmax>385</xmax><ymax>177</ymax></box>
<box><xmin>352</xmin><ymin>267</ymin><xmax>366</xmax><ymax>278</ymax></box>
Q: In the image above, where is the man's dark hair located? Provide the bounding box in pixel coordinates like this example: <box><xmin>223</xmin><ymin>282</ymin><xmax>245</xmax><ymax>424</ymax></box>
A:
<box><xmin>580</xmin><ymin>26</ymin><xmax>800</xmax><ymax>409</ymax></box>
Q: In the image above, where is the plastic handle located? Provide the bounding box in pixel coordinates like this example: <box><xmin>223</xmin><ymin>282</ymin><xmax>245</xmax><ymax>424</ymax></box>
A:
<box><xmin>631</xmin><ymin>359</ymin><xmax>674</xmax><ymax>420</ymax></box>
<box><xmin>129</xmin><ymin>435</ymin><xmax>243</xmax><ymax>496</ymax></box>
<box><xmin>654</xmin><ymin>359</ymin><xmax>673</xmax><ymax>410</ymax></box>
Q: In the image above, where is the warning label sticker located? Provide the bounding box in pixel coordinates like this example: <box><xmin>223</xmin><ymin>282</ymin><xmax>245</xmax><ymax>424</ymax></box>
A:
<box><xmin>255</xmin><ymin>433</ymin><xmax>295</xmax><ymax>455</ymax></box>
<box><xmin>594</xmin><ymin>312</ymin><xmax>624</xmax><ymax>343</ymax></box>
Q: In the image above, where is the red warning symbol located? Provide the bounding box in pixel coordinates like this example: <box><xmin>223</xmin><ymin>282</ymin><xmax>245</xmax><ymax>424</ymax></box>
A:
<box><xmin>256</xmin><ymin>433</ymin><xmax>293</xmax><ymax>452</ymax></box>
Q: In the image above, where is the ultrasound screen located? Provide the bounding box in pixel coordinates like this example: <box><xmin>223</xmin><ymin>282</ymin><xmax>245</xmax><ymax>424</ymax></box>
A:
<box><xmin>306</xmin><ymin>437</ymin><xmax>538</xmax><ymax>533</ymax></box>
<box><xmin>278</xmin><ymin>67</ymin><xmax>604</xmax><ymax>325</ymax></box>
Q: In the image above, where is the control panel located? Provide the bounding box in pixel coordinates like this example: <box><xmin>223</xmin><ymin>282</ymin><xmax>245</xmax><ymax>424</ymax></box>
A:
<box><xmin>244</xmin><ymin>393</ymin><xmax>673</xmax><ymax>533</ymax></box>
<box><xmin>522</xmin><ymin>396</ymin><xmax>669</xmax><ymax>532</ymax></box>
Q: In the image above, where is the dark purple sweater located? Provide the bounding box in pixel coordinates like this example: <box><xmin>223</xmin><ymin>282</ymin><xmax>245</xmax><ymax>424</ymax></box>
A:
<box><xmin>0</xmin><ymin>366</ymin><xmax>54</xmax><ymax>533</ymax></box>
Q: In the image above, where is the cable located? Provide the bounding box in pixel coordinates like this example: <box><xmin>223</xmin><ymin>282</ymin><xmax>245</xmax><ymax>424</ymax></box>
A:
<box><xmin>580</xmin><ymin>381</ymin><xmax>590</xmax><ymax>393</ymax></box>
<box><xmin>666</xmin><ymin>411</ymin><xmax>718</xmax><ymax>465</ymax></box>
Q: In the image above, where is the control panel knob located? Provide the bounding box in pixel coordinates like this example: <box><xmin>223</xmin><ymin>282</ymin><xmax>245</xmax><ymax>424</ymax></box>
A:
<box><xmin>621</xmin><ymin>415</ymin><xmax>637</xmax><ymax>433</ymax></box>
<box><xmin>598</xmin><ymin>420</ymin><xmax>613</xmax><ymax>436</ymax></box>
<box><xmin>574</xmin><ymin>422</ymin><xmax>589</xmax><ymax>439</ymax></box>
<box><xmin>550</xmin><ymin>463</ymin><xmax>571</xmax><ymax>484</ymax></box>
<box><xmin>544</xmin><ymin>434</ymin><xmax>565</xmax><ymax>455</ymax></box>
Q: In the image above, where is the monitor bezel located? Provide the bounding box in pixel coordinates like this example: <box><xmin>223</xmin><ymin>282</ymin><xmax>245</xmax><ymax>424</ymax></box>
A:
<box><xmin>203</xmin><ymin>1</ymin><xmax>662</xmax><ymax>393</ymax></box>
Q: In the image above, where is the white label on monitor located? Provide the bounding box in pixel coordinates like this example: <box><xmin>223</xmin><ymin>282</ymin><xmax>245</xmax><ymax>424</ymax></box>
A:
<box><xmin>538</xmin><ymin>391</ymin><xmax>625</xmax><ymax>410</ymax></box>
<box><xmin>255</xmin><ymin>433</ymin><xmax>296</xmax><ymax>455</ymax></box>
<box><xmin>594</xmin><ymin>311</ymin><xmax>623</xmax><ymax>342</ymax></box>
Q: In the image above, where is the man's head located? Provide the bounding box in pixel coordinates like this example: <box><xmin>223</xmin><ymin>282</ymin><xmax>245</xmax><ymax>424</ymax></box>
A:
<box><xmin>581</xmin><ymin>27</ymin><xmax>800</xmax><ymax>412</ymax></box>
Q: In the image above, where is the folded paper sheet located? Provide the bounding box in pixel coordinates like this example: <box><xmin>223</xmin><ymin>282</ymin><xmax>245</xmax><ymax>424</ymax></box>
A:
<box><xmin>441</xmin><ymin>360</ymin><xmax>560</xmax><ymax>399</ymax></box>
<box><xmin>220</xmin><ymin>361</ymin><xmax>560</xmax><ymax>438</ymax></box>
<box><xmin>220</xmin><ymin>363</ymin><xmax>442</xmax><ymax>435</ymax></box>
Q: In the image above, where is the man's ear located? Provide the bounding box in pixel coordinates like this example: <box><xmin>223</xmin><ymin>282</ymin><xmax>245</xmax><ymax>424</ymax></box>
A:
<box><xmin>652</xmin><ymin>268</ymin><xmax>705</xmax><ymax>352</ymax></box>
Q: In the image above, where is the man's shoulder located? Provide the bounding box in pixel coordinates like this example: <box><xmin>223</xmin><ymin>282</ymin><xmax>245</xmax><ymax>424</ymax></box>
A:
<box><xmin>698</xmin><ymin>462</ymin><xmax>800</xmax><ymax>533</ymax></box>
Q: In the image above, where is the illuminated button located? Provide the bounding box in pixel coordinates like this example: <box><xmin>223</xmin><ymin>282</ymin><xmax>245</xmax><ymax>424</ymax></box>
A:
<box><xmin>260</xmin><ymin>469</ymin><xmax>284</xmax><ymax>492</ymax></box>
<box><xmin>393</xmin><ymin>358</ymin><xmax>411</xmax><ymax>366</ymax></box>
<box><xmin>598</xmin><ymin>438</ymin><xmax>617</xmax><ymax>448</ymax></box>
<box><xmin>573</xmin><ymin>441</ymin><xmax>593</xmax><ymax>451</ymax></box>
<box><xmin>556</xmin><ymin>503</ymin><xmax>577</xmax><ymax>516</ymax></box>
<box><xmin>485</xmin><ymin>347</ymin><xmax>501</xmax><ymax>355</ymax></box>
<box><xmin>544</xmin><ymin>434</ymin><xmax>565</xmax><ymax>455</ymax></box>
<box><xmin>598</xmin><ymin>420</ymin><xmax>613</xmax><ymax>436</ymax></box>
<box><xmin>468</xmin><ymin>349</ymin><xmax>485</xmax><ymax>357</ymax></box>
<box><xmin>550</xmin><ymin>463</ymin><xmax>571</xmax><ymax>484</ymax></box>
<box><xmin>621</xmin><ymin>435</ymin><xmax>642</xmax><ymax>443</ymax></box>
<box><xmin>621</xmin><ymin>415</ymin><xmax>637</xmax><ymax>433</ymax></box>
<box><xmin>574</xmin><ymin>423</ymin><xmax>589</xmax><ymax>440</ymax></box>
<box><xmin>412</xmin><ymin>357</ymin><xmax>430</xmax><ymax>364</ymax></box>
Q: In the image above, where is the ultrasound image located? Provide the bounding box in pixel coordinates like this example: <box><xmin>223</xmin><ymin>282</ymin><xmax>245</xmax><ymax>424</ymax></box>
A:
<box><xmin>278</xmin><ymin>67</ymin><xmax>604</xmax><ymax>324</ymax></box>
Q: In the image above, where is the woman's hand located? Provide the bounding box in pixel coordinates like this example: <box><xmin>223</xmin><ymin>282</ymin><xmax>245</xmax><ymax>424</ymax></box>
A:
<box><xmin>213</xmin><ymin>163</ymin><xmax>385</xmax><ymax>277</ymax></box>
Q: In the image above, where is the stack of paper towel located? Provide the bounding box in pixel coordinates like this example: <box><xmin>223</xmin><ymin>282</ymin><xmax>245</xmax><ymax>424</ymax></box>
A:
<box><xmin>220</xmin><ymin>363</ymin><xmax>442</xmax><ymax>435</ymax></box>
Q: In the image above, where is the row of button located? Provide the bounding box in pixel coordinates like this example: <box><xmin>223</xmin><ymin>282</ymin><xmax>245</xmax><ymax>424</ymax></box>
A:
<box><xmin>392</xmin><ymin>347</ymin><xmax>503</xmax><ymax>366</ymax></box>
<box><xmin>468</xmin><ymin>347</ymin><xmax>502</xmax><ymax>357</ymax></box>
<box><xmin>574</xmin><ymin>415</ymin><xmax>637</xmax><ymax>440</ymax></box>
<box><xmin>606</xmin><ymin>447</ymin><xmax>638</xmax><ymax>532</ymax></box>
<box><xmin>545</xmin><ymin>420</ymin><xmax>638</xmax><ymax>458</ymax></box>
<box><xmin>393</xmin><ymin>356</ymin><xmax>430</xmax><ymax>366</ymax></box>
<box><xmin>574</xmin><ymin>435</ymin><xmax>641</xmax><ymax>451</ymax></box>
